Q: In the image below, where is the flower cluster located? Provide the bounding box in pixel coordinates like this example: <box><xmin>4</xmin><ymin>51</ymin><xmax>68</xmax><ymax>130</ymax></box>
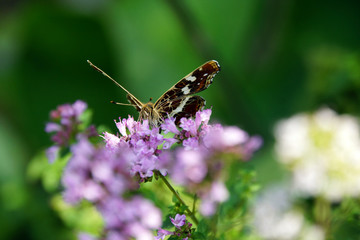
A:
<box><xmin>275</xmin><ymin>108</ymin><xmax>360</xmax><ymax>201</ymax></box>
<box><xmin>161</xmin><ymin>110</ymin><xmax>262</xmax><ymax>216</ymax></box>
<box><xmin>98</xmin><ymin>109</ymin><xmax>261</xmax><ymax>217</ymax></box>
<box><xmin>45</xmin><ymin>100</ymin><xmax>97</xmax><ymax>162</ymax></box>
<box><xmin>62</xmin><ymin>138</ymin><xmax>137</xmax><ymax>204</ymax></box>
<box><xmin>155</xmin><ymin>214</ymin><xmax>193</xmax><ymax>240</ymax></box>
<box><xmin>103</xmin><ymin>116</ymin><xmax>167</xmax><ymax>182</ymax></box>
<box><xmin>62</xmin><ymin>137</ymin><xmax>162</xmax><ymax>240</ymax></box>
<box><xmin>46</xmin><ymin>101</ymin><xmax>262</xmax><ymax>239</ymax></box>
<box><xmin>46</xmin><ymin>102</ymin><xmax>162</xmax><ymax>240</ymax></box>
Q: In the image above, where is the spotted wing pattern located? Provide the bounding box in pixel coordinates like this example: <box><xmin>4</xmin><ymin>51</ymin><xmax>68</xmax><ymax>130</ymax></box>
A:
<box><xmin>154</xmin><ymin>60</ymin><xmax>220</xmax><ymax>123</ymax></box>
<box><xmin>88</xmin><ymin>59</ymin><xmax>220</xmax><ymax>126</ymax></box>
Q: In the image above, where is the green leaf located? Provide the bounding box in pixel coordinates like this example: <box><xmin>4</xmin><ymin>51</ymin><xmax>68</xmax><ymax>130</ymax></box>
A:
<box><xmin>27</xmin><ymin>150</ymin><xmax>70</xmax><ymax>192</ymax></box>
<box><xmin>191</xmin><ymin>231</ymin><xmax>206</xmax><ymax>240</ymax></box>
<box><xmin>27</xmin><ymin>151</ymin><xmax>49</xmax><ymax>182</ymax></box>
<box><xmin>51</xmin><ymin>195</ymin><xmax>103</xmax><ymax>235</ymax></box>
<box><xmin>78</xmin><ymin>109</ymin><xmax>93</xmax><ymax>131</ymax></box>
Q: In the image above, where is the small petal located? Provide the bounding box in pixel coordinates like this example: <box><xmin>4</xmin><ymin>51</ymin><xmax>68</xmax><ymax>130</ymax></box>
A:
<box><xmin>243</xmin><ymin>135</ymin><xmax>263</xmax><ymax>160</ymax></box>
<box><xmin>163</xmin><ymin>138</ymin><xmax>178</xmax><ymax>149</ymax></box>
<box><xmin>116</xmin><ymin>118</ymin><xmax>128</xmax><ymax>136</ymax></box>
<box><xmin>161</xmin><ymin>117</ymin><xmax>180</xmax><ymax>135</ymax></box>
<box><xmin>73</xmin><ymin>100</ymin><xmax>88</xmax><ymax>117</ymax></box>
<box><xmin>82</xmin><ymin>180</ymin><xmax>105</xmax><ymax>202</ymax></box>
<box><xmin>199</xmin><ymin>199</ymin><xmax>216</xmax><ymax>216</ymax></box>
<box><xmin>45</xmin><ymin>122</ymin><xmax>61</xmax><ymax>133</ymax></box>
<box><xmin>209</xmin><ymin>181</ymin><xmax>229</xmax><ymax>202</ymax></box>
<box><xmin>171</xmin><ymin>149</ymin><xmax>207</xmax><ymax>185</ymax></box>
<box><xmin>195</xmin><ymin>109</ymin><xmax>212</xmax><ymax>126</ymax></box>
<box><xmin>155</xmin><ymin>229</ymin><xmax>173</xmax><ymax>240</ymax></box>
<box><xmin>170</xmin><ymin>214</ymin><xmax>186</xmax><ymax>228</ymax></box>
<box><xmin>180</xmin><ymin>118</ymin><xmax>197</xmax><ymax>136</ymax></box>
<box><xmin>102</xmin><ymin>132</ymin><xmax>121</xmax><ymax>150</ymax></box>
<box><xmin>182</xmin><ymin>137</ymin><xmax>199</xmax><ymax>150</ymax></box>
<box><xmin>78</xmin><ymin>232</ymin><xmax>98</xmax><ymax>240</ymax></box>
<box><xmin>46</xmin><ymin>145</ymin><xmax>60</xmax><ymax>163</ymax></box>
<box><xmin>221</xmin><ymin>126</ymin><xmax>249</xmax><ymax>146</ymax></box>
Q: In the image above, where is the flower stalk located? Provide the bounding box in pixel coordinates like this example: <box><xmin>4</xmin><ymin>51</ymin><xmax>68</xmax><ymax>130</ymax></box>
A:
<box><xmin>157</xmin><ymin>170</ymin><xmax>199</xmax><ymax>225</ymax></box>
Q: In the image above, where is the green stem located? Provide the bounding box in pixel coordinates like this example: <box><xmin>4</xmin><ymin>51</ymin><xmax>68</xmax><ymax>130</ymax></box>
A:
<box><xmin>192</xmin><ymin>194</ymin><xmax>198</xmax><ymax>213</ymax></box>
<box><xmin>157</xmin><ymin>171</ymin><xmax>199</xmax><ymax>225</ymax></box>
<box><xmin>314</xmin><ymin>196</ymin><xmax>331</xmax><ymax>237</ymax></box>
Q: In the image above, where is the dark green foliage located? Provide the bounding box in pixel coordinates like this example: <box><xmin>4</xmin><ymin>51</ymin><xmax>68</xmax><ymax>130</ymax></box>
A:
<box><xmin>1</xmin><ymin>0</ymin><xmax>360</xmax><ymax>239</ymax></box>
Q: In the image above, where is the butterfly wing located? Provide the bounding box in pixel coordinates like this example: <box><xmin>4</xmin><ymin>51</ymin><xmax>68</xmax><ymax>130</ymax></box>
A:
<box><xmin>154</xmin><ymin>60</ymin><xmax>220</xmax><ymax>123</ymax></box>
<box><xmin>154</xmin><ymin>60</ymin><xmax>220</xmax><ymax>109</ymax></box>
<box><xmin>157</xmin><ymin>95</ymin><xmax>206</xmax><ymax>124</ymax></box>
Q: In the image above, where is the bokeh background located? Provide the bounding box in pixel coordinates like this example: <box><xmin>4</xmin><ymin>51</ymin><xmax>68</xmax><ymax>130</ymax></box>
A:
<box><xmin>1</xmin><ymin>0</ymin><xmax>360</xmax><ymax>239</ymax></box>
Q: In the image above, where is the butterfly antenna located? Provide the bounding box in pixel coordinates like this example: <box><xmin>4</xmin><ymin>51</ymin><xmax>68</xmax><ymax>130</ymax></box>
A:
<box><xmin>87</xmin><ymin>60</ymin><xmax>135</xmax><ymax>97</ymax></box>
<box><xmin>110</xmin><ymin>100</ymin><xmax>136</xmax><ymax>107</ymax></box>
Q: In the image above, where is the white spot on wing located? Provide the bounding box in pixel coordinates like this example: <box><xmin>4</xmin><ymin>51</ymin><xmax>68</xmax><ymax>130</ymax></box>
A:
<box><xmin>186</xmin><ymin>76</ymin><xmax>196</xmax><ymax>82</ymax></box>
<box><xmin>182</xmin><ymin>86</ymin><xmax>191</xmax><ymax>95</ymax></box>
<box><xmin>170</xmin><ymin>97</ymin><xmax>189</xmax><ymax>116</ymax></box>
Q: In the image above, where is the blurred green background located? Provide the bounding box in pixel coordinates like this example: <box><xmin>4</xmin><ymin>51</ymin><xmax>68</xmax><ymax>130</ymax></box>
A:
<box><xmin>1</xmin><ymin>0</ymin><xmax>360</xmax><ymax>239</ymax></box>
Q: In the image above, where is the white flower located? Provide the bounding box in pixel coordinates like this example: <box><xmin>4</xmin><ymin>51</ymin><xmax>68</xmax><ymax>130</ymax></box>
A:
<box><xmin>253</xmin><ymin>186</ymin><xmax>303</xmax><ymax>240</ymax></box>
<box><xmin>299</xmin><ymin>225</ymin><xmax>325</xmax><ymax>240</ymax></box>
<box><xmin>275</xmin><ymin>108</ymin><xmax>360</xmax><ymax>201</ymax></box>
<box><xmin>253</xmin><ymin>185</ymin><xmax>324</xmax><ymax>240</ymax></box>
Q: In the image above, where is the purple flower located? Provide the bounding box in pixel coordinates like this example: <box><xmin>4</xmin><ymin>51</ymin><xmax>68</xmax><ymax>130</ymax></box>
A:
<box><xmin>182</xmin><ymin>137</ymin><xmax>199</xmax><ymax>150</ymax></box>
<box><xmin>49</xmin><ymin>100</ymin><xmax>87</xmax><ymax>128</ymax></box>
<box><xmin>162</xmin><ymin>109</ymin><xmax>214</xmax><ymax>151</ymax></box>
<box><xmin>82</xmin><ymin>180</ymin><xmax>105</xmax><ymax>202</ymax></box>
<box><xmin>72</xmin><ymin>100</ymin><xmax>88</xmax><ymax>116</ymax></box>
<box><xmin>162</xmin><ymin>138</ymin><xmax>178</xmax><ymax>150</ymax></box>
<box><xmin>115</xmin><ymin>116</ymin><xmax>140</xmax><ymax>137</ymax></box>
<box><xmin>45</xmin><ymin>100</ymin><xmax>98</xmax><ymax>163</ymax></box>
<box><xmin>170</xmin><ymin>214</ymin><xmax>186</xmax><ymax>228</ymax></box>
<box><xmin>61</xmin><ymin>137</ymin><xmax>138</xmax><ymax>204</ymax></box>
<box><xmin>130</xmin><ymin>155</ymin><xmax>158</xmax><ymax>179</ymax></box>
<box><xmin>161</xmin><ymin>109</ymin><xmax>262</xmax><ymax>217</ymax></box>
<box><xmin>102</xmin><ymin>132</ymin><xmax>122</xmax><ymax>151</ymax></box>
<box><xmin>104</xmin><ymin>115</ymin><xmax>172</xmax><ymax>182</ymax></box>
<box><xmin>62</xmin><ymin>135</ymin><xmax>162</xmax><ymax>239</ymax></box>
<box><xmin>161</xmin><ymin>117</ymin><xmax>180</xmax><ymax>135</ymax></box>
<box><xmin>106</xmin><ymin>231</ymin><xmax>125</xmax><ymax>240</ymax></box>
<box><xmin>156</xmin><ymin>214</ymin><xmax>193</xmax><ymax>239</ymax></box>
<box><xmin>171</xmin><ymin>148</ymin><xmax>208</xmax><ymax>185</ymax></box>
<box><xmin>46</xmin><ymin>101</ymin><xmax>263</xmax><ymax>238</ymax></box>
<box><xmin>98</xmin><ymin>196</ymin><xmax>162</xmax><ymax>240</ymax></box>
<box><xmin>78</xmin><ymin>232</ymin><xmax>97</xmax><ymax>240</ymax></box>
<box><xmin>45</xmin><ymin>122</ymin><xmax>61</xmax><ymax>132</ymax></box>
<box><xmin>243</xmin><ymin>135</ymin><xmax>263</xmax><ymax>160</ymax></box>
<box><xmin>195</xmin><ymin>108</ymin><xmax>211</xmax><ymax>126</ymax></box>
<box><xmin>46</xmin><ymin>145</ymin><xmax>60</xmax><ymax>163</ymax></box>
<box><xmin>203</xmin><ymin>125</ymin><xmax>262</xmax><ymax>158</ymax></box>
<box><xmin>199</xmin><ymin>181</ymin><xmax>229</xmax><ymax>216</ymax></box>
<box><xmin>155</xmin><ymin>229</ymin><xmax>173</xmax><ymax>240</ymax></box>
<box><xmin>180</xmin><ymin>118</ymin><xmax>198</xmax><ymax>136</ymax></box>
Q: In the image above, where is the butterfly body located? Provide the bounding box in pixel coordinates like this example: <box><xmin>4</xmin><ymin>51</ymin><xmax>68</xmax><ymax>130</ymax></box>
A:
<box><xmin>88</xmin><ymin>60</ymin><xmax>220</xmax><ymax>127</ymax></box>
<box><xmin>138</xmin><ymin>101</ymin><xmax>162</xmax><ymax>126</ymax></box>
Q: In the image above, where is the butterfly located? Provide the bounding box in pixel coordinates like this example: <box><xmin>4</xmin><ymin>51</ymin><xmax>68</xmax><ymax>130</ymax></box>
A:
<box><xmin>87</xmin><ymin>60</ymin><xmax>220</xmax><ymax>126</ymax></box>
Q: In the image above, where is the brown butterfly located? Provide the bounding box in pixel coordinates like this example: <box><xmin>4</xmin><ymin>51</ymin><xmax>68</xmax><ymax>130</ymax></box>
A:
<box><xmin>87</xmin><ymin>60</ymin><xmax>220</xmax><ymax>126</ymax></box>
